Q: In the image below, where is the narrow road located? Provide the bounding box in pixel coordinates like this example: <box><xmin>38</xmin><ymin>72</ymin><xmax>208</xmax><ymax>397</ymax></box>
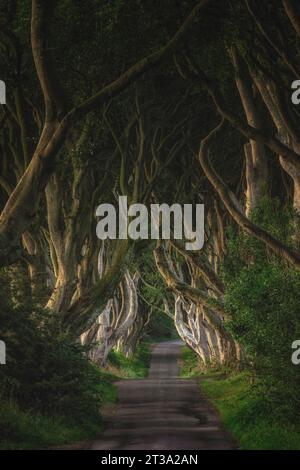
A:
<box><xmin>90</xmin><ymin>341</ymin><xmax>236</xmax><ymax>450</ymax></box>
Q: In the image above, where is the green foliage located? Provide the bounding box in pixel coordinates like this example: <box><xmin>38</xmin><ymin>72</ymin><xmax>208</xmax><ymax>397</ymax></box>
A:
<box><xmin>108</xmin><ymin>343</ymin><xmax>151</xmax><ymax>378</ymax></box>
<box><xmin>223</xmin><ymin>197</ymin><xmax>297</xmax><ymax>281</ymax></box>
<box><xmin>134</xmin><ymin>241</ymin><xmax>177</xmax><ymax>341</ymax></box>
<box><xmin>0</xmin><ymin>266</ymin><xmax>120</xmax><ymax>449</ymax></box>
<box><xmin>180</xmin><ymin>346</ymin><xmax>300</xmax><ymax>449</ymax></box>
<box><xmin>0</xmin><ymin>308</ymin><xmax>102</xmax><ymax>425</ymax></box>
<box><xmin>179</xmin><ymin>346</ymin><xmax>203</xmax><ymax>378</ymax></box>
<box><xmin>97</xmin><ymin>370</ymin><xmax>118</xmax><ymax>404</ymax></box>
<box><xmin>202</xmin><ymin>373</ymin><xmax>300</xmax><ymax>450</ymax></box>
<box><xmin>144</xmin><ymin>311</ymin><xmax>177</xmax><ymax>342</ymax></box>
<box><xmin>137</xmin><ymin>242</ymin><xmax>167</xmax><ymax>304</ymax></box>
<box><xmin>222</xmin><ymin>198</ymin><xmax>300</xmax><ymax>418</ymax></box>
<box><xmin>0</xmin><ymin>400</ymin><xmax>101</xmax><ymax>450</ymax></box>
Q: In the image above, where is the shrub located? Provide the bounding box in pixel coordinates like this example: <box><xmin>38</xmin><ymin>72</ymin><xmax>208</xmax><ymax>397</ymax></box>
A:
<box><xmin>0</xmin><ymin>268</ymin><xmax>102</xmax><ymax>426</ymax></box>
<box><xmin>222</xmin><ymin>198</ymin><xmax>300</xmax><ymax>419</ymax></box>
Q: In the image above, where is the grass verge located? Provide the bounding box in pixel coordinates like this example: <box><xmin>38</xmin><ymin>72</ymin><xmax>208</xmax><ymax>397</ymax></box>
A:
<box><xmin>0</xmin><ymin>343</ymin><xmax>151</xmax><ymax>450</ymax></box>
<box><xmin>180</xmin><ymin>346</ymin><xmax>300</xmax><ymax>449</ymax></box>
<box><xmin>0</xmin><ymin>400</ymin><xmax>102</xmax><ymax>450</ymax></box>
<box><xmin>106</xmin><ymin>342</ymin><xmax>151</xmax><ymax>378</ymax></box>
<box><xmin>0</xmin><ymin>367</ymin><xmax>116</xmax><ymax>450</ymax></box>
<box><xmin>202</xmin><ymin>372</ymin><xmax>300</xmax><ymax>450</ymax></box>
<box><xmin>179</xmin><ymin>345</ymin><xmax>203</xmax><ymax>378</ymax></box>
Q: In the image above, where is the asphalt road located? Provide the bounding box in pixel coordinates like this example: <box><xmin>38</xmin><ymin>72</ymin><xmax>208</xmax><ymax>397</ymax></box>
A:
<box><xmin>90</xmin><ymin>340</ymin><xmax>236</xmax><ymax>450</ymax></box>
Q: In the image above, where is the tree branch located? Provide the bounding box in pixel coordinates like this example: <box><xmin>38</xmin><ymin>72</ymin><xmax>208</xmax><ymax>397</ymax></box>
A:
<box><xmin>198</xmin><ymin>120</ymin><xmax>300</xmax><ymax>270</ymax></box>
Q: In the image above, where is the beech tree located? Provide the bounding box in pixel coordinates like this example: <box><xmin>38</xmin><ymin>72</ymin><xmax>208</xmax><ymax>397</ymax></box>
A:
<box><xmin>2</xmin><ymin>0</ymin><xmax>300</xmax><ymax>374</ymax></box>
<box><xmin>0</xmin><ymin>0</ymin><xmax>212</xmax><ymax>267</ymax></box>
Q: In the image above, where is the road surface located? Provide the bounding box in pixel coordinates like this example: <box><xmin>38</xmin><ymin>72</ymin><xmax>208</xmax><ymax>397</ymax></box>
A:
<box><xmin>90</xmin><ymin>340</ymin><xmax>236</xmax><ymax>450</ymax></box>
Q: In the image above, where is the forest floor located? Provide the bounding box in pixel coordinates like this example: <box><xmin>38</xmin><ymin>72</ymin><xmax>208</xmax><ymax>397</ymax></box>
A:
<box><xmin>89</xmin><ymin>340</ymin><xmax>236</xmax><ymax>450</ymax></box>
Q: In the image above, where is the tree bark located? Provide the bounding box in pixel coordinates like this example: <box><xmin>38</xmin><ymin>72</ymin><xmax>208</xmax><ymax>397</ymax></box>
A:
<box><xmin>0</xmin><ymin>0</ymin><xmax>213</xmax><ymax>266</ymax></box>
<box><xmin>230</xmin><ymin>48</ymin><xmax>268</xmax><ymax>215</ymax></box>
<box><xmin>198</xmin><ymin>121</ymin><xmax>300</xmax><ymax>269</ymax></box>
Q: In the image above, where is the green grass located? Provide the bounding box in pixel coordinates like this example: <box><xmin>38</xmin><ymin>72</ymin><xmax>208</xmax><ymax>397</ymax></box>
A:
<box><xmin>0</xmin><ymin>399</ymin><xmax>102</xmax><ymax>450</ymax></box>
<box><xmin>179</xmin><ymin>347</ymin><xmax>300</xmax><ymax>449</ymax></box>
<box><xmin>202</xmin><ymin>372</ymin><xmax>300</xmax><ymax>450</ymax></box>
<box><xmin>0</xmin><ymin>369</ymin><xmax>117</xmax><ymax>450</ymax></box>
<box><xmin>179</xmin><ymin>346</ymin><xmax>202</xmax><ymax>378</ymax></box>
<box><xmin>179</xmin><ymin>346</ymin><xmax>224</xmax><ymax>378</ymax></box>
<box><xmin>0</xmin><ymin>343</ymin><xmax>151</xmax><ymax>449</ymax></box>
<box><xmin>96</xmin><ymin>369</ymin><xmax>118</xmax><ymax>403</ymax></box>
<box><xmin>0</xmin><ymin>368</ymin><xmax>118</xmax><ymax>450</ymax></box>
<box><xmin>107</xmin><ymin>342</ymin><xmax>151</xmax><ymax>378</ymax></box>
